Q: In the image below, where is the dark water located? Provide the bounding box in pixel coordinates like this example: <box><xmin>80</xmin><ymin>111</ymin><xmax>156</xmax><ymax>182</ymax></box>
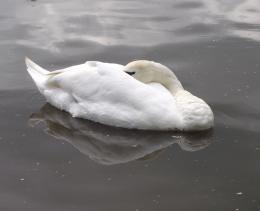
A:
<box><xmin>0</xmin><ymin>0</ymin><xmax>260</xmax><ymax>210</ymax></box>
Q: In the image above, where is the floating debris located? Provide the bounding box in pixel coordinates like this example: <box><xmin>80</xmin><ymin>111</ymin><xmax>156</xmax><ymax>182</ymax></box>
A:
<box><xmin>171</xmin><ymin>135</ymin><xmax>182</xmax><ymax>139</ymax></box>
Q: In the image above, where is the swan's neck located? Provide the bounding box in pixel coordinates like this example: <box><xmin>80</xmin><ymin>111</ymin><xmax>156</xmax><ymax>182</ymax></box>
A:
<box><xmin>163</xmin><ymin>78</ymin><xmax>184</xmax><ymax>96</ymax></box>
<box><xmin>159</xmin><ymin>76</ymin><xmax>184</xmax><ymax>96</ymax></box>
<box><xmin>149</xmin><ymin>64</ymin><xmax>184</xmax><ymax>96</ymax></box>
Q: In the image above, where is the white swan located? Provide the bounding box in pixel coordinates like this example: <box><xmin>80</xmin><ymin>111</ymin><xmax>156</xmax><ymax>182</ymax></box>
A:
<box><xmin>25</xmin><ymin>58</ymin><xmax>214</xmax><ymax>131</ymax></box>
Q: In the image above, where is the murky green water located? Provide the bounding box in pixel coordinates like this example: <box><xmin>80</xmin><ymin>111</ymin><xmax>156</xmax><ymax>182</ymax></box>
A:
<box><xmin>0</xmin><ymin>0</ymin><xmax>260</xmax><ymax>210</ymax></box>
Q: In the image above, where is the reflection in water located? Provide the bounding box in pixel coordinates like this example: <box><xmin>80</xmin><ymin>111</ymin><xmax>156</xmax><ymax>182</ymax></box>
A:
<box><xmin>29</xmin><ymin>104</ymin><xmax>213</xmax><ymax>165</ymax></box>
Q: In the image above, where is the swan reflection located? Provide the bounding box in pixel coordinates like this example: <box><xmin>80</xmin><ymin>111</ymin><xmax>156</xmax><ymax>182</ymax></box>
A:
<box><xmin>29</xmin><ymin>104</ymin><xmax>213</xmax><ymax>165</ymax></box>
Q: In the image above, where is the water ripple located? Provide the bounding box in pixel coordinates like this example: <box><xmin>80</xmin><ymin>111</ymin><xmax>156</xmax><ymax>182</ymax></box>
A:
<box><xmin>1</xmin><ymin>0</ymin><xmax>259</xmax><ymax>52</ymax></box>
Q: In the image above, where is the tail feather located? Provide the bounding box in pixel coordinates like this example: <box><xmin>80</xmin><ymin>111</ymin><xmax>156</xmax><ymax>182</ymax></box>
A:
<box><xmin>25</xmin><ymin>57</ymin><xmax>50</xmax><ymax>91</ymax></box>
<box><xmin>25</xmin><ymin>57</ymin><xmax>50</xmax><ymax>75</ymax></box>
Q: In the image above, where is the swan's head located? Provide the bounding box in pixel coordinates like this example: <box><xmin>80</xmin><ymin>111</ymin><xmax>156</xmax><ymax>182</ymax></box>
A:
<box><xmin>124</xmin><ymin>60</ymin><xmax>183</xmax><ymax>94</ymax></box>
<box><xmin>125</xmin><ymin>60</ymin><xmax>160</xmax><ymax>83</ymax></box>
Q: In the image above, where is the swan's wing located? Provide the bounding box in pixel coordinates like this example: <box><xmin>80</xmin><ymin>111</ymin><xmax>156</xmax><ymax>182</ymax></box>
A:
<box><xmin>25</xmin><ymin>58</ymin><xmax>103</xmax><ymax>93</ymax></box>
<box><xmin>46</xmin><ymin>61</ymin><xmax>102</xmax><ymax>75</ymax></box>
<box><xmin>44</xmin><ymin>61</ymin><xmax>127</xmax><ymax>108</ymax></box>
<box><xmin>47</xmin><ymin>62</ymin><xmax>131</xmax><ymax>100</ymax></box>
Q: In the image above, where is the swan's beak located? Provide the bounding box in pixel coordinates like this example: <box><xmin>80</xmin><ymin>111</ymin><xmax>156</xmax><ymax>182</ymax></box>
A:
<box><xmin>125</xmin><ymin>71</ymin><xmax>135</xmax><ymax>76</ymax></box>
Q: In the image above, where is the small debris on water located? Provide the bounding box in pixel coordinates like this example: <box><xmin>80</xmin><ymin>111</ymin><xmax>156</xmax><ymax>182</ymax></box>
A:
<box><xmin>144</xmin><ymin>164</ymin><xmax>149</xmax><ymax>168</ymax></box>
<box><xmin>171</xmin><ymin>135</ymin><xmax>182</xmax><ymax>139</ymax></box>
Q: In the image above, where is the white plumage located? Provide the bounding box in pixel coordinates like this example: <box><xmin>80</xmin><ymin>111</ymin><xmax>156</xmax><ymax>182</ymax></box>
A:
<box><xmin>25</xmin><ymin>58</ymin><xmax>214</xmax><ymax>131</ymax></box>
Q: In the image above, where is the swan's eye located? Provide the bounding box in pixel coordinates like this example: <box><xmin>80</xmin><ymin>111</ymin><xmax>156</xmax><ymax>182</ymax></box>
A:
<box><xmin>126</xmin><ymin>71</ymin><xmax>135</xmax><ymax>76</ymax></box>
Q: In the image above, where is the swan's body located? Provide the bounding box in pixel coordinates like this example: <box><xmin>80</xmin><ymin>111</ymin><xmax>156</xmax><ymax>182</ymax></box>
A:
<box><xmin>26</xmin><ymin>58</ymin><xmax>214</xmax><ymax>131</ymax></box>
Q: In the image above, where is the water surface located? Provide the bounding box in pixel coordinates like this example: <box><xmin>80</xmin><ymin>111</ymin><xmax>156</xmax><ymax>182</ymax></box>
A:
<box><xmin>0</xmin><ymin>0</ymin><xmax>260</xmax><ymax>210</ymax></box>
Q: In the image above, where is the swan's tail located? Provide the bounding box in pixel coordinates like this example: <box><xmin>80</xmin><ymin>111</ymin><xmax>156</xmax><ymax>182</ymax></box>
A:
<box><xmin>25</xmin><ymin>57</ymin><xmax>51</xmax><ymax>92</ymax></box>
